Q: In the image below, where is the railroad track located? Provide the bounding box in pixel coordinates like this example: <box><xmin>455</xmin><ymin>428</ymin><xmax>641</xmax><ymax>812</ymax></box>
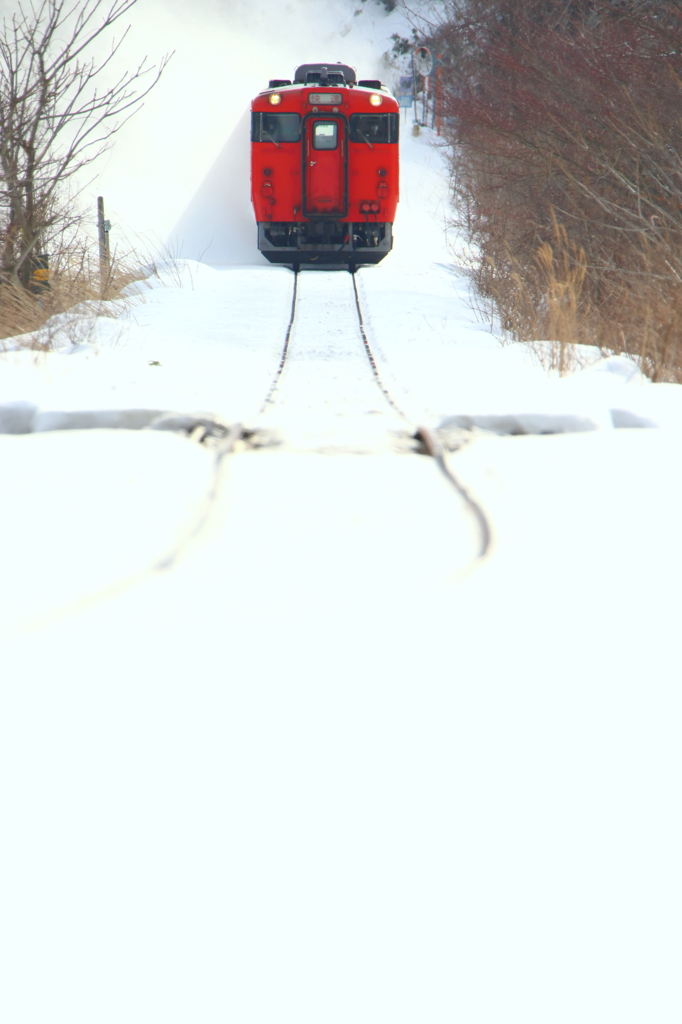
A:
<box><xmin>258</xmin><ymin>270</ymin><xmax>407</xmax><ymax>424</ymax></box>
<box><xmin>38</xmin><ymin>268</ymin><xmax>491</xmax><ymax>591</ymax></box>
<box><xmin>244</xmin><ymin>269</ymin><xmax>491</xmax><ymax>559</ymax></box>
<box><xmin>249</xmin><ymin>269</ymin><xmax>412</xmax><ymax>454</ymax></box>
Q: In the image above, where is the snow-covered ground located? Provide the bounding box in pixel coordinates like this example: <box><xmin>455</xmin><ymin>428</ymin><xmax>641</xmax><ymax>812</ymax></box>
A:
<box><xmin>2</xmin><ymin>3</ymin><xmax>682</xmax><ymax>1022</ymax></box>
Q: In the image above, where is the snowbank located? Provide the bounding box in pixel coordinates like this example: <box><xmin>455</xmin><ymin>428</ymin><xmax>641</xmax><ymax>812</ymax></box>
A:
<box><xmin>0</xmin><ymin>429</ymin><xmax>216</xmax><ymax>634</ymax></box>
<box><xmin>1</xmin><ymin>13</ymin><xmax>682</xmax><ymax>1021</ymax></box>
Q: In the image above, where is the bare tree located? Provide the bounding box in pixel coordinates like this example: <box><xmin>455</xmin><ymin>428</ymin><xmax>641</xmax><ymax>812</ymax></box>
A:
<box><xmin>0</xmin><ymin>0</ymin><xmax>171</xmax><ymax>288</ymax></box>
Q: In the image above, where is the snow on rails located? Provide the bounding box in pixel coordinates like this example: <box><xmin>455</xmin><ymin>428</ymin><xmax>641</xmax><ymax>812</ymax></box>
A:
<box><xmin>238</xmin><ymin>269</ymin><xmax>492</xmax><ymax>561</ymax></box>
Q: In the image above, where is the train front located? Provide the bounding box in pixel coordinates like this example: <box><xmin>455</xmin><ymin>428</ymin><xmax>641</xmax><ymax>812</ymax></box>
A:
<box><xmin>250</xmin><ymin>63</ymin><xmax>399</xmax><ymax>271</ymax></box>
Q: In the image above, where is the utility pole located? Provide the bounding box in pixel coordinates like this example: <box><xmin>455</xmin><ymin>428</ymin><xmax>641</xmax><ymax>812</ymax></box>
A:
<box><xmin>97</xmin><ymin>196</ymin><xmax>111</xmax><ymax>293</ymax></box>
<box><xmin>412</xmin><ymin>50</ymin><xmax>417</xmax><ymax>125</ymax></box>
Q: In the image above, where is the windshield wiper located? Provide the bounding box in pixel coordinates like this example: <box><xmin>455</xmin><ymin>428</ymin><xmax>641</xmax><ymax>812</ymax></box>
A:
<box><xmin>357</xmin><ymin>129</ymin><xmax>374</xmax><ymax>150</ymax></box>
<box><xmin>263</xmin><ymin>129</ymin><xmax>282</xmax><ymax>149</ymax></box>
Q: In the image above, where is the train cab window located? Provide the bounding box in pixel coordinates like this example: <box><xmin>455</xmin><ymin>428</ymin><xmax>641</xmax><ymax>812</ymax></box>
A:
<box><xmin>350</xmin><ymin>113</ymin><xmax>399</xmax><ymax>144</ymax></box>
<box><xmin>306</xmin><ymin>72</ymin><xmax>345</xmax><ymax>84</ymax></box>
<box><xmin>312</xmin><ymin>121</ymin><xmax>338</xmax><ymax>150</ymax></box>
<box><xmin>252</xmin><ymin>112</ymin><xmax>301</xmax><ymax>143</ymax></box>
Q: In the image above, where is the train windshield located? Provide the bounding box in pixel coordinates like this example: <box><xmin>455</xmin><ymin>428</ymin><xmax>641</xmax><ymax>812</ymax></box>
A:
<box><xmin>253</xmin><ymin>113</ymin><xmax>301</xmax><ymax>143</ymax></box>
<box><xmin>312</xmin><ymin>121</ymin><xmax>338</xmax><ymax>150</ymax></box>
<box><xmin>350</xmin><ymin>114</ymin><xmax>399</xmax><ymax>144</ymax></box>
<box><xmin>306</xmin><ymin>72</ymin><xmax>345</xmax><ymax>84</ymax></box>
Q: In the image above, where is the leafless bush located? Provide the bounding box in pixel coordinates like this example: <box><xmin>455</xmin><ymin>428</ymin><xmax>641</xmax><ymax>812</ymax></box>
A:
<box><xmin>407</xmin><ymin>0</ymin><xmax>682</xmax><ymax>379</ymax></box>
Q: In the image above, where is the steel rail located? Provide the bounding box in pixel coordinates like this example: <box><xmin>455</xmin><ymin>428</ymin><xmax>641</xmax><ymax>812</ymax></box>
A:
<box><xmin>156</xmin><ymin>420</ymin><xmax>244</xmax><ymax>571</ymax></box>
<box><xmin>351</xmin><ymin>272</ymin><xmax>410</xmax><ymax>422</ymax></box>
<box><xmin>351</xmin><ymin>273</ymin><xmax>492</xmax><ymax>562</ymax></box>
<box><xmin>11</xmin><ymin>418</ymin><xmax>245</xmax><ymax>634</ymax></box>
<box><xmin>259</xmin><ymin>270</ymin><xmax>299</xmax><ymax>413</ymax></box>
<box><xmin>153</xmin><ymin>268</ymin><xmax>302</xmax><ymax>568</ymax></box>
<box><xmin>414</xmin><ymin>425</ymin><xmax>492</xmax><ymax>562</ymax></box>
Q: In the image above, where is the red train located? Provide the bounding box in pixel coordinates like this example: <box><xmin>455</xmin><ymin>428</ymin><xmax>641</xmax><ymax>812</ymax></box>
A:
<box><xmin>250</xmin><ymin>63</ymin><xmax>399</xmax><ymax>270</ymax></box>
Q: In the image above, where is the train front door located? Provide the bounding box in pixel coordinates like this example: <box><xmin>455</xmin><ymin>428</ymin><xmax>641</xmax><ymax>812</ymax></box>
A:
<box><xmin>304</xmin><ymin>118</ymin><xmax>347</xmax><ymax>217</ymax></box>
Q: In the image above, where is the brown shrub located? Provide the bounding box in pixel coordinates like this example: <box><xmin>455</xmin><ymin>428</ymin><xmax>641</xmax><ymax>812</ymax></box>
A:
<box><xmin>424</xmin><ymin>0</ymin><xmax>682</xmax><ymax>379</ymax></box>
<box><xmin>0</xmin><ymin>244</ymin><xmax>144</xmax><ymax>348</ymax></box>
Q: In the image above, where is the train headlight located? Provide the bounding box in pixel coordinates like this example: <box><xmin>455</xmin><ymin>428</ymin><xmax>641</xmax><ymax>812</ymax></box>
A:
<box><xmin>269</xmin><ymin>93</ymin><xmax>282</xmax><ymax>105</ymax></box>
<box><xmin>369</xmin><ymin>93</ymin><xmax>382</xmax><ymax>106</ymax></box>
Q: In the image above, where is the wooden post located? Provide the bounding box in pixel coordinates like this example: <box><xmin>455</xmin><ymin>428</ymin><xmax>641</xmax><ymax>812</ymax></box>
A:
<box><xmin>97</xmin><ymin>196</ymin><xmax>111</xmax><ymax>292</ymax></box>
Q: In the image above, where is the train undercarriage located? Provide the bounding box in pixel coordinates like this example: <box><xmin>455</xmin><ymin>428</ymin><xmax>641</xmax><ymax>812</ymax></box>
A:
<box><xmin>258</xmin><ymin>220</ymin><xmax>393</xmax><ymax>270</ymax></box>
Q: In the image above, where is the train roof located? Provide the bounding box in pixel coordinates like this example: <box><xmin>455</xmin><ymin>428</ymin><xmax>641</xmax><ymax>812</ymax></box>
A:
<box><xmin>263</xmin><ymin>64</ymin><xmax>393</xmax><ymax>95</ymax></box>
<box><xmin>294</xmin><ymin>63</ymin><xmax>356</xmax><ymax>85</ymax></box>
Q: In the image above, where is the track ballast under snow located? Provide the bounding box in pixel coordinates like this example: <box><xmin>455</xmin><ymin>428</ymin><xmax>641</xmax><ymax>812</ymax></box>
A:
<box><xmin>254</xmin><ymin>271</ymin><xmax>415</xmax><ymax>455</ymax></box>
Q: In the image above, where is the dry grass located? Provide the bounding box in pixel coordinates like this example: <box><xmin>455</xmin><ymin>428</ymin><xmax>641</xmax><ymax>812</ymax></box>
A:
<box><xmin>473</xmin><ymin>216</ymin><xmax>606</xmax><ymax>374</ymax></box>
<box><xmin>0</xmin><ymin>246</ymin><xmax>146</xmax><ymax>350</ymax></box>
<box><xmin>473</xmin><ymin>216</ymin><xmax>682</xmax><ymax>381</ymax></box>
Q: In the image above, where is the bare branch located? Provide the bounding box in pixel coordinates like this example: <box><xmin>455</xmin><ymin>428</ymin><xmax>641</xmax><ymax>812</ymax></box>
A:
<box><xmin>0</xmin><ymin>0</ymin><xmax>171</xmax><ymax>288</ymax></box>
